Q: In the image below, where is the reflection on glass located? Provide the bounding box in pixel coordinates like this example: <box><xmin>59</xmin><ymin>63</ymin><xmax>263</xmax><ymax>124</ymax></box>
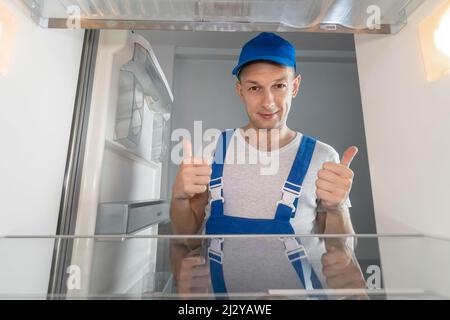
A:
<box><xmin>321</xmin><ymin>238</ymin><xmax>368</xmax><ymax>299</ymax></box>
<box><xmin>170</xmin><ymin>236</ymin><xmax>368</xmax><ymax>300</ymax></box>
<box><xmin>1</xmin><ymin>235</ymin><xmax>449</xmax><ymax>300</ymax></box>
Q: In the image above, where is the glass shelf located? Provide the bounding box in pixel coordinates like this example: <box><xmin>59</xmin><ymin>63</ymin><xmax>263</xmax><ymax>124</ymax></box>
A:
<box><xmin>0</xmin><ymin>234</ymin><xmax>449</xmax><ymax>300</ymax></box>
<box><xmin>20</xmin><ymin>0</ymin><xmax>425</xmax><ymax>34</ymax></box>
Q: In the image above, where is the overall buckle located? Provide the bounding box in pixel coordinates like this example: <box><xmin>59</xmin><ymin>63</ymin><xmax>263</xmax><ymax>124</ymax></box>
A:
<box><xmin>280</xmin><ymin>237</ymin><xmax>307</xmax><ymax>263</ymax></box>
<box><xmin>209</xmin><ymin>177</ymin><xmax>224</xmax><ymax>204</ymax></box>
<box><xmin>276</xmin><ymin>183</ymin><xmax>302</xmax><ymax>213</ymax></box>
<box><xmin>208</xmin><ymin>238</ymin><xmax>224</xmax><ymax>264</ymax></box>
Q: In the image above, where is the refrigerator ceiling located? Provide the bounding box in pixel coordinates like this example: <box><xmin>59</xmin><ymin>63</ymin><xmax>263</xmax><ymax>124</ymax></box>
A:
<box><xmin>22</xmin><ymin>0</ymin><xmax>425</xmax><ymax>34</ymax></box>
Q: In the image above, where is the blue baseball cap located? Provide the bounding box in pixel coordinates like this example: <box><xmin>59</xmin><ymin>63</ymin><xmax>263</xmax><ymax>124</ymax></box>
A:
<box><xmin>232</xmin><ymin>32</ymin><xmax>297</xmax><ymax>77</ymax></box>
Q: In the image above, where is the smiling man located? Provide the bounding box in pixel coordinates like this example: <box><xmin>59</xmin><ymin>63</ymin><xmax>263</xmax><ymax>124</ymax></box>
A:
<box><xmin>170</xmin><ymin>32</ymin><xmax>363</xmax><ymax>295</ymax></box>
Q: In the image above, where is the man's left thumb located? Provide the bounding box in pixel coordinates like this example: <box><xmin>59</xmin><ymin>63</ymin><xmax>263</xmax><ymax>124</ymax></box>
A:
<box><xmin>340</xmin><ymin>146</ymin><xmax>358</xmax><ymax>167</ymax></box>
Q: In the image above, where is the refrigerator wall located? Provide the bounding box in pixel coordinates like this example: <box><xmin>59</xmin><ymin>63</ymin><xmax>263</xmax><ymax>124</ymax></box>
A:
<box><xmin>0</xmin><ymin>0</ymin><xmax>84</xmax><ymax>295</ymax></box>
<box><xmin>355</xmin><ymin>0</ymin><xmax>450</xmax><ymax>297</ymax></box>
<box><xmin>355</xmin><ymin>0</ymin><xmax>450</xmax><ymax>238</ymax></box>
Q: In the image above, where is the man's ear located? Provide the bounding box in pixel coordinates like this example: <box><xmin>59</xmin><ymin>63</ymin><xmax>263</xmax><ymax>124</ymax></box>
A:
<box><xmin>292</xmin><ymin>74</ymin><xmax>301</xmax><ymax>98</ymax></box>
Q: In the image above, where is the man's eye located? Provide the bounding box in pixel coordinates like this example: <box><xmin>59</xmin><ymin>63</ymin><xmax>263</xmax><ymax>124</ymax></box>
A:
<box><xmin>249</xmin><ymin>86</ymin><xmax>259</xmax><ymax>91</ymax></box>
<box><xmin>274</xmin><ymin>84</ymin><xmax>287</xmax><ymax>89</ymax></box>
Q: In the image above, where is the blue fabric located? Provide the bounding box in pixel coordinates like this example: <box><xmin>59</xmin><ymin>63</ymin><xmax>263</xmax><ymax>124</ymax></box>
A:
<box><xmin>291</xmin><ymin>259</ymin><xmax>307</xmax><ymax>288</ymax></box>
<box><xmin>206</xmin><ymin>130</ymin><xmax>324</xmax><ymax>297</ymax></box>
<box><xmin>207</xmin><ymin>215</ymin><xmax>295</xmax><ymax>235</ymax></box>
<box><xmin>232</xmin><ymin>32</ymin><xmax>297</xmax><ymax>76</ymax></box>
<box><xmin>286</xmin><ymin>134</ymin><xmax>316</xmax><ymax>187</ymax></box>
<box><xmin>210</xmin><ymin>261</ymin><xmax>228</xmax><ymax>297</ymax></box>
<box><xmin>275</xmin><ymin>134</ymin><xmax>317</xmax><ymax>221</ymax></box>
<box><xmin>210</xmin><ymin>129</ymin><xmax>235</xmax><ymax>218</ymax></box>
<box><xmin>285</xmin><ymin>181</ymin><xmax>301</xmax><ymax>192</ymax></box>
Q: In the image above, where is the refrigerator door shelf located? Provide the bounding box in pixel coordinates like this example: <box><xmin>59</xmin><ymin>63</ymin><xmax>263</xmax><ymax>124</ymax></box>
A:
<box><xmin>111</xmin><ymin>33</ymin><xmax>173</xmax><ymax>164</ymax></box>
<box><xmin>121</xmin><ymin>39</ymin><xmax>173</xmax><ymax>110</ymax></box>
<box><xmin>150</xmin><ymin>112</ymin><xmax>170</xmax><ymax>164</ymax></box>
<box><xmin>95</xmin><ymin>200</ymin><xmax>169</xmax><ymax>235</ymax></box>
<box><xmin>115</xmin><ymin>69</ymin><xmax>144</xmax><ymax>148</ymax></box>
<box><xmin>20</xmin><ymin>0</ymin><xmax>425</xmax><ymax>34</ymax></box>
<box><xmin>113</xmin><ymin>34</ymin><xmax>172</xmax><ymax>149</ymax></box>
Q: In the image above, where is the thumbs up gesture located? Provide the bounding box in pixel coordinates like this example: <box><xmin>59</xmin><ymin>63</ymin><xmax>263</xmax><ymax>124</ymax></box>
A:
<box><xmin>172</xmin><ymin>139</ymin><xmax>212</xmax><ymax>200</ymax></box>
<box><xmin>315</xmin><ymin>146</ymin><xmax>358</xmax><ymax>212</ymax></box>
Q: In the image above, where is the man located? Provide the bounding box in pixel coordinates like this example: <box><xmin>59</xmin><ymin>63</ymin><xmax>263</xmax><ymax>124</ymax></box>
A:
<box><xmin>170</xmin><ymin>32</ymin><xmax>365</xmax><ymax>296</ymax></box>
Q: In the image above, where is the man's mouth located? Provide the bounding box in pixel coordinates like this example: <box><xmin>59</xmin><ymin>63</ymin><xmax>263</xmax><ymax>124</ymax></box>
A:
<box><xmin>258</xmin><ymin>111</ymin><xmax>279</xmax><ymax>120</ymax></box>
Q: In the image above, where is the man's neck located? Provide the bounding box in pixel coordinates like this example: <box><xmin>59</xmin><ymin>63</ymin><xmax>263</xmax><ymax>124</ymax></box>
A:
<box><xmin>241</xmin><ymin>125</ymin><xmax>296</xmax><ymax>151</ymax></box>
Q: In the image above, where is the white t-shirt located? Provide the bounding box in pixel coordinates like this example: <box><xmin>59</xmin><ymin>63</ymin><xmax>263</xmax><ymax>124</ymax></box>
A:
<box><xmin>200</xmin><ymin>129</ymin><xmax>352</xmax><ymax>292</ymax></box>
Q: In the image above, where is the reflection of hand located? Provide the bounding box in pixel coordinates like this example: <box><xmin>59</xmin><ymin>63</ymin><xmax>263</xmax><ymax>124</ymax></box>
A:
<box><xmin>322</xmin><ymin>245</ymin><xmax>368</xmax><ymax>300</ymax></box>
<box><xmin>176</xmin><ymin>255</ymin><xmax>211</xmax><ymax>297</ymax></box>
<box><xmin>315</xmin><ymin>146</ymin><xmax>358</xmax><ymax>211</ymax></box>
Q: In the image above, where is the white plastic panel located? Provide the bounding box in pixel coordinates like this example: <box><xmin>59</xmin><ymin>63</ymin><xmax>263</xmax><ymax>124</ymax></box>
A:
<box><xmin>20</xmin><ymin>0</ymin><xmax>425</xmax><ymax>33</ymax></box>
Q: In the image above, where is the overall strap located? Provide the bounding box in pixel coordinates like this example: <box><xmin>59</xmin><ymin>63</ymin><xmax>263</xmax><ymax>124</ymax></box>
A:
<box><xmin>209</xmin><ymin>129</ymin><xmax>235</xmax><ymax>217</ymax></box>
<box><xmin>208</xmin><ymin>238</ymin><xmax>228</xmax><ymax>296</ymax></box>
<box><xmin>275</xmin><ymin>135</ymin><xmax>317</xmax><ymax>222</ymax></box>
<box><xmin>280</xmin><ymin>237</ymin><xmax>325</xmax><ymax>293</ymax></box>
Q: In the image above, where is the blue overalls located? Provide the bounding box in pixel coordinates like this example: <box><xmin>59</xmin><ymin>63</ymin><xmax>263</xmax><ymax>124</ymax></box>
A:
<box><xmin>205</xmin><ymin>129</ymin><xmax>324</xmax><ymax>295</ymax></box>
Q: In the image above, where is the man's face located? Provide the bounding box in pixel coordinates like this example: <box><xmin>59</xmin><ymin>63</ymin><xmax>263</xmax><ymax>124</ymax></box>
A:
<box><xmin>235</xmin><ymin>61</ymin><xmax>301</xmax><ymax>130</ymax></box>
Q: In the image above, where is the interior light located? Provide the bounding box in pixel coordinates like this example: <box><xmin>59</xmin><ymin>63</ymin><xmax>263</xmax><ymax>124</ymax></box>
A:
<box><xmin>419</xmin><ymin>1</ymin><xmax>450</xmax><ymax>81</ymax></box>
<box><xmin>434</xmin><ymin>9</ymin><xmax>450</xmax><ymax>57</ymax></box>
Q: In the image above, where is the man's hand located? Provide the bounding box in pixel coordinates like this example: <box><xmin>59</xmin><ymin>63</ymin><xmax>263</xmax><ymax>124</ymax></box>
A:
<box><xmin>172</xmin><ymin>139</ymin><xmax>212</xmax><ymax>200</ymax></box>
<box><xmin>315</xmin><ymin>146</ymin><xmax>358</xmax><ymax>212</ymax></box>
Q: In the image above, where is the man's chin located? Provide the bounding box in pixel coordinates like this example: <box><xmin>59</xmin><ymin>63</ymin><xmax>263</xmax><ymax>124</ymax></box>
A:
<box><xmin>252</xmin><ymin>122</ymin><xmax>281</xmax><ymax>130</ymax></box>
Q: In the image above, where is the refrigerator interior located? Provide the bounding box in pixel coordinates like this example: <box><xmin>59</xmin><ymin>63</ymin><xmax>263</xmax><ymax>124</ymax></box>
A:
<box><xmin>3</xmin><ymin>0</ymin><xmax>449</xmax><ymax>299</ymax></box>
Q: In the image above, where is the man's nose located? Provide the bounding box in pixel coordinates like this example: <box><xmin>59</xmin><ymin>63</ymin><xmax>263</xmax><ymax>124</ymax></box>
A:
<box><xmin>261</xmin><ymin>89</ymin><xmax>275</xmax><ymax>110</ymax></box>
